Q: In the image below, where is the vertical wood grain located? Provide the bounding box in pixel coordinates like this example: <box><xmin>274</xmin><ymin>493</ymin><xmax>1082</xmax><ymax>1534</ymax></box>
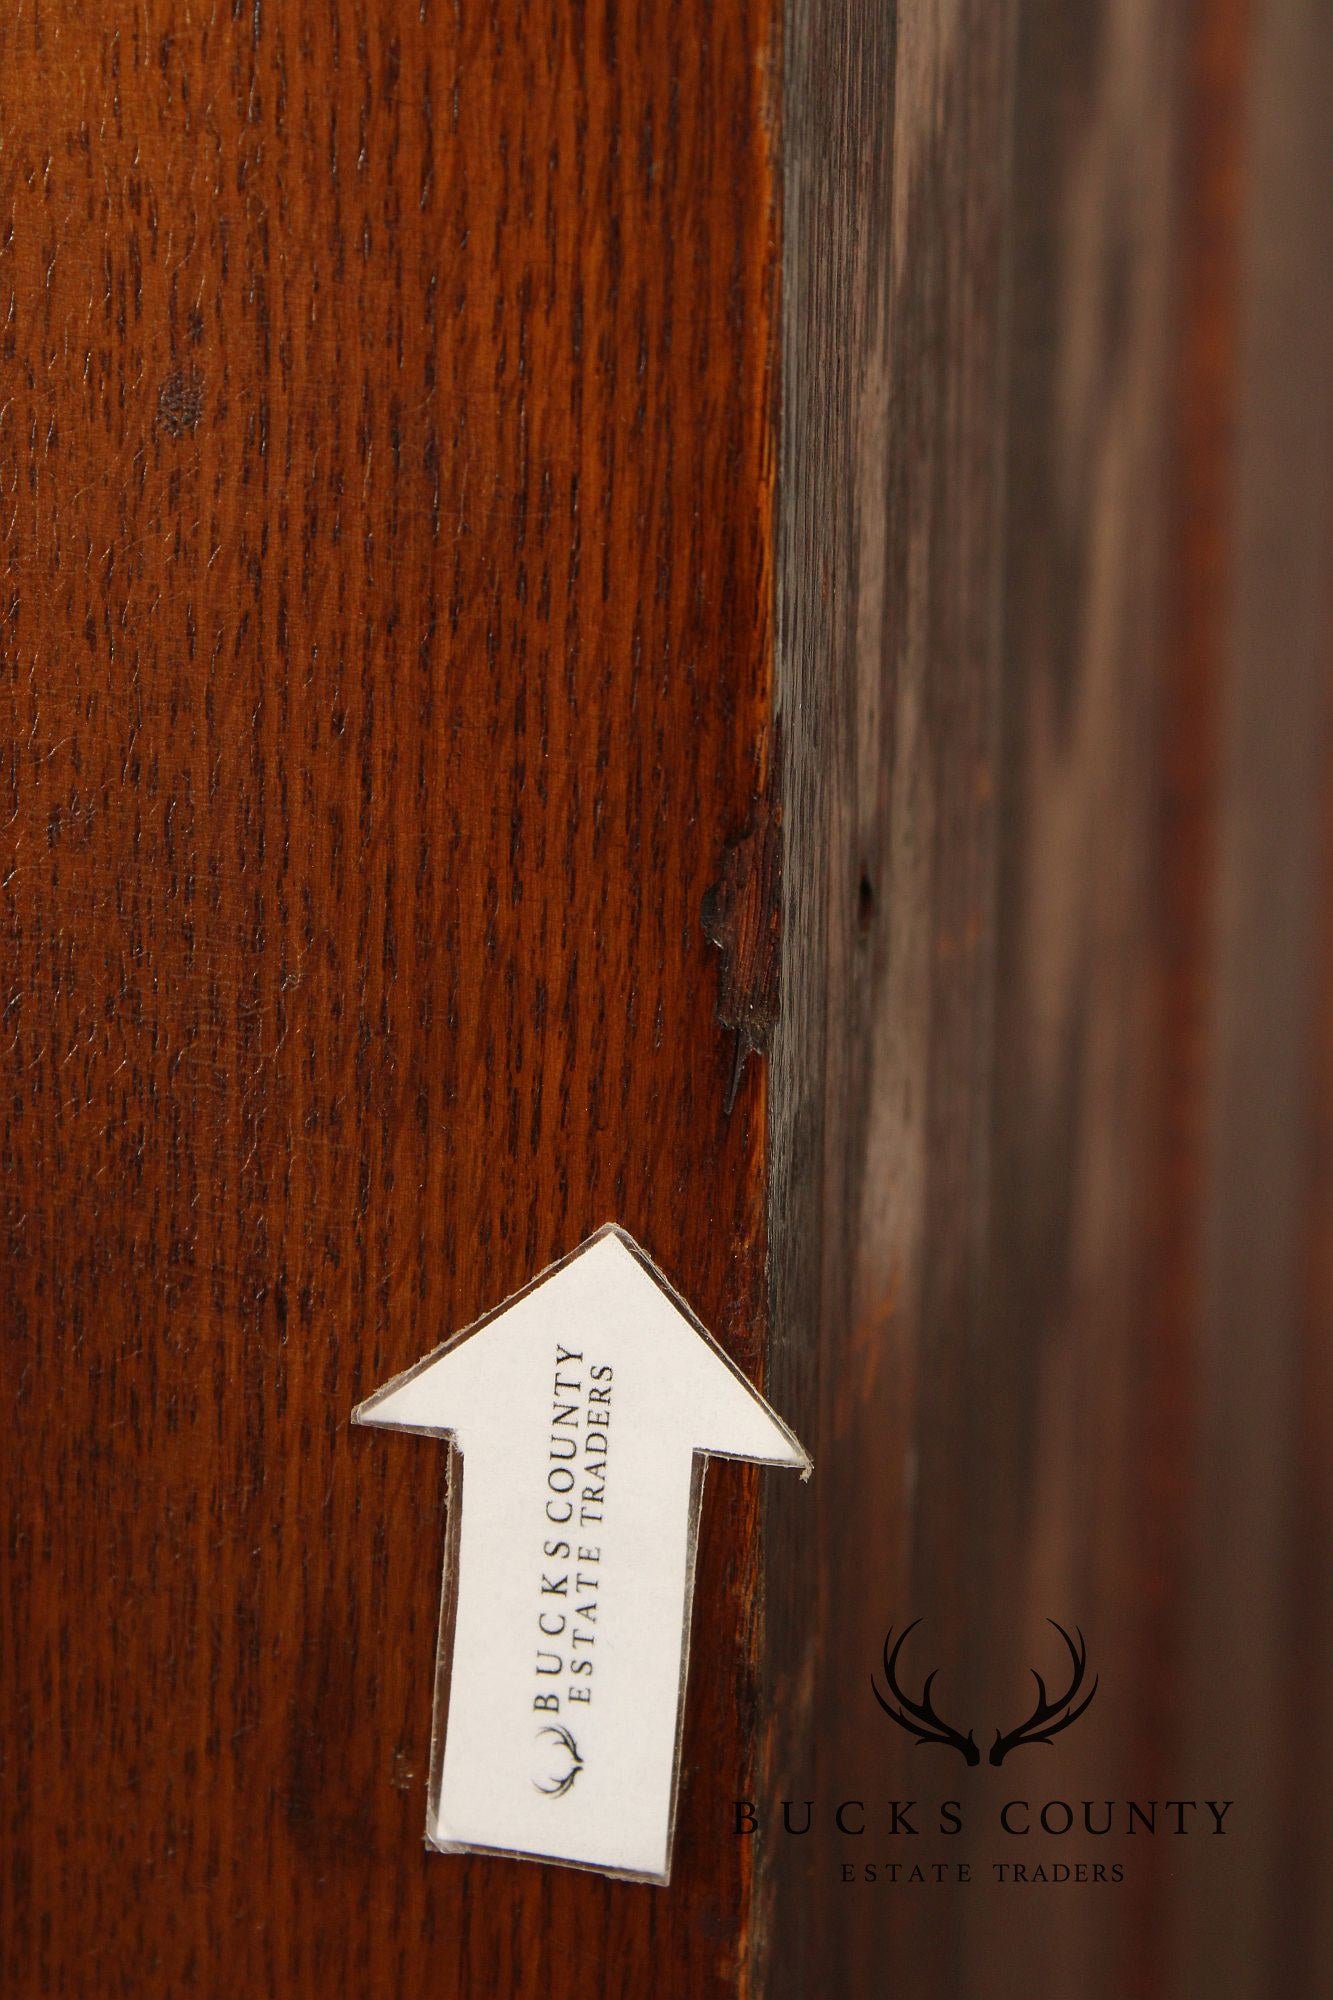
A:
<box><xmin>766</xmin><ymin>0</ymin><xmax>1332</xmax><ymax>1996</ymax></box>
<box><xmin>0</xmin><ymin>2</ymin><xmax>781</xmax><ymax>1994</ymax></box>
<box><xmin>4</xmin><ymin>0</ymin><xmax>1331</xmax><ymax>1992</ymax></box>
<box><xmin>1179</xmin><ymin>2</ymin><xmax>1333</xmax><ymax>1988</ymax></box>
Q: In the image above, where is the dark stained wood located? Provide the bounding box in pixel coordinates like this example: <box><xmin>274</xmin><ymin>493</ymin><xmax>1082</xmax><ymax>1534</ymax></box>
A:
<box><xmin>764</xmin><ymin>1</ymin><xmax>1333</xmax><ymax>1998</ymax></box>
<box><xmin>5</xmin><ymin>0</ymin><xmax>1332</xmax><ymax>1992</ymax></box>
<box><xmin>0</xmin><ymin>1</ymin><xmax>781</xmax><ymax>1994</ymax></box>
<box><xmin>1176</xmin><ymin>3</ymin><xmax>1333</xmax><ymax>1985</ymax></box>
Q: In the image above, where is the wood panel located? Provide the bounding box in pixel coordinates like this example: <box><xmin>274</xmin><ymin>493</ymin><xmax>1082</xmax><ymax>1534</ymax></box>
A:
<box><xmin>1179</xmin><ymin>1</ymin><xmax>1333</xmax><ymax>1984</ymax></box>
<box><xmin>765</xmin><ymin>0</ymin><xmax>1332</xmax><ymax>1996</ymax></box>
<box><xmin>4</xmin><ymin>0</ymin><xmax>1330</xmax><ymax>1993</ymax></box>
<box><xmin>0</xmin><ymin>2</ymin><xmax>781</xmax><ymax>1994</ymax></box>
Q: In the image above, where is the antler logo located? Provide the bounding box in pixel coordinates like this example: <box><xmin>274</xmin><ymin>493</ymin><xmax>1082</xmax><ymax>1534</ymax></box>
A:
<box><xmin>988</xmin><ymin>1620</ymin><xmax>1097</xmax><ymax>1765</ymax></box>
<box><xmin>532</xmin><ymin>1722</ymin><xmax>584</xmax><ymax>1798</ymax></box>
<box><xmin>872</xmin><ymin>1622</ymin><xmax>980</xmax><ymax>1765</ymax></box>
<box><xmin>873</xmin><ymin>1620</ymin><xmax>1098</xmax><ymax>1767</ymax></box>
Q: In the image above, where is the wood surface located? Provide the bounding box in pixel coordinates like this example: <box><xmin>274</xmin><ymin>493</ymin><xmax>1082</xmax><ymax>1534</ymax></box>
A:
<box><xmin>765</xmin><ymin>0</ymin><xmax>1333</xmax><ymax>1996</ymax></box>
<box><xmin>0</xmin><ymin>2</ymin><xmax>781</xmax><ymax>1994</ymax></box>
<box><xmin>4</xmin><ymin>0</ymin><xmax>1331</xmax><ymax>1995</ymax></box>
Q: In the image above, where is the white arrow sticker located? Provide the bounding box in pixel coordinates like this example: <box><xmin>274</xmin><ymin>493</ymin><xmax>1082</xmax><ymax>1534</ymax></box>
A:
<box><xmin>354</xmin><ymin>1224</ymin><xmax>809</xmax><ymax>1883</ymax></box>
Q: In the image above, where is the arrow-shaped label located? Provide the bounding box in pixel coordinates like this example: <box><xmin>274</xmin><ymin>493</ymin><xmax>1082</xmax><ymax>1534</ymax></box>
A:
<box><xmin>354</xmin><ymin>1224</ymin><xmax>809</xmax><ymax>1883</ymax></box>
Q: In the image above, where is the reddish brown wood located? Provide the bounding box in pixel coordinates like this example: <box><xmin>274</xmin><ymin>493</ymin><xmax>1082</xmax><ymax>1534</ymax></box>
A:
<box><xmin>1125</xmin><ymin>1</ymin><xmax>1248</xmax><ymax>1984</ymax></box>
<box><xmin>5</xmin><ymin>0</ymin><xmax>1332</xmax><ymax>1994</ymax></box>
<box><xmin>0</xmin><ymin>2</ymin><xmax>780</xmax><ymax>1994</ymax></box>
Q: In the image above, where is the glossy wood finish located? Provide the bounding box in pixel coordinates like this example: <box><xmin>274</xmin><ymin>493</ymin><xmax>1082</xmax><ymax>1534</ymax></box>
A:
<box><xmin>0</xmin><ymin>2</ymin><xmax>780</xmax><ymax>1993</ymax></box>
<box><xmin>4</xmin><ymin>0</ymin><xmax>1330</xmax><ymax>1994</ymax></box>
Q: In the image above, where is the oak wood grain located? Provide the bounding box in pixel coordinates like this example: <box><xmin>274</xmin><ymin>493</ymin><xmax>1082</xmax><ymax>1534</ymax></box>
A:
<box><xmin>0</xmin><ymin>2</ymin><xmax>780</xmax><ymax>1994</ymax></box>
<box><xmin>4</xmin><ymin>0</ymin><xmax>1331</xmax><ymax>1993</ymax></box>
